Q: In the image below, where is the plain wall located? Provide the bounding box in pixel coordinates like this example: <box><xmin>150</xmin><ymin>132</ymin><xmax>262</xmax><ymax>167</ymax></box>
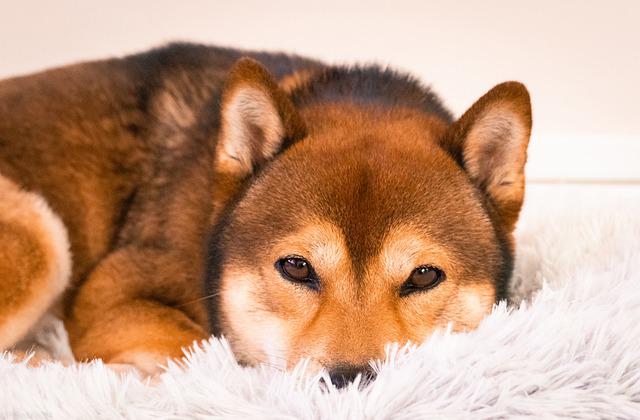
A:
<box><xmin>1</xmin><ymin>0</ymin><xmax>638</xmax><ymax>181</ymax></box>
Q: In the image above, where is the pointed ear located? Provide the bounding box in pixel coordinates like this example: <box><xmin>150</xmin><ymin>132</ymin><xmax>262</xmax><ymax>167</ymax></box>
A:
<box><xmin>441</xmin><ymin>82</ymin><xmax>532</xmax><ymax>233</ymax></box>
<box><xmin>214</xmin><ymin>58</ymin><xmax>306</xmax><ymax>178</ymax></box>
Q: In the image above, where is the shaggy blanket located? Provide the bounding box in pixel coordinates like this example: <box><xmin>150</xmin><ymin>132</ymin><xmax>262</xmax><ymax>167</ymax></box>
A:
<box><xmin>2</xmin><ymin>185</ymin><xmax>640</xmax><ymax>419</ymax></box>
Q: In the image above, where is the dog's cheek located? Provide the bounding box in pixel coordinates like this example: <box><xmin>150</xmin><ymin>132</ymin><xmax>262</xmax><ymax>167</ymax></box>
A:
<box><xmin>444</xmin><ymin>283</ymin><xmax>496</xmax><ymax>332</ymax></box>
<box><xmin>253</xmin><ymin>318</ymin><xmax>290</xmax><ymax>369</ymax></box>
<box><xmin>220</xmin><ymin>274</ymin><xmax>293</xmax><ymax>368</ymax></box>
<box><xmin>108</xmin><ymin>351</ymin><xmax>170</xmax><ymax>379</ymax></box>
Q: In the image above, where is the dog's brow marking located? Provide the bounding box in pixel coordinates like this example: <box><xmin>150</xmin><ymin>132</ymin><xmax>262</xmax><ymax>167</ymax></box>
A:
<box><xmin>271</xmin><ymin>220</ymin><xmax>361</xmax><ymax>305</ymax></box>
<box><xmin>275</xmin><ymin>221</ymin><xmax>350</xmax><ymax>275</ymax></box>
<box><xmin>376</xmin><ymin>225</ymin><xmax>451</xmax><ymax>280</ymax></box>
<box><xmin>310</xmin><ymin>238</ymin><xmax>346</xmax><ymax>270</ymax></box>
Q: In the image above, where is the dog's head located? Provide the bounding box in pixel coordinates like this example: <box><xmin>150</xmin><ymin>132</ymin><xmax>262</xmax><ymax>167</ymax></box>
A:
<box><xmin>206</xmin><ymin>58</ymin><xmax>531</xmax><ymax>380</ymax></box>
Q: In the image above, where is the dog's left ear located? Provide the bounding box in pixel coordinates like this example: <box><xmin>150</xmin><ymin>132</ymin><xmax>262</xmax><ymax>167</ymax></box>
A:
<box><xmin>214</xmin><ymin>57</ymin><xmax>306</xmax><ymax>178</ymax></box>
<box><xmin>441</xmin><ymin>82</ymin><xmax>532</xmax><ymax>233</ymax></box>
<box><xmin>211</xmin><ymin>58</ymin><xmax>306</xmax><ymax>218</ymax></box>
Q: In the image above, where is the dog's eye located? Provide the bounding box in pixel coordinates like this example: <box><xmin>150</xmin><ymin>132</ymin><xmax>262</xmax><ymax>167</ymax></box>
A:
<box><xmin>400</xmin><ymin>265</ymin><xmax>445</xmax><ymax>296</ymax></box>
<box><xmin>276</xmin><ymin>256</ymin><xmax>319</xmax><ymax>290</ymax></box>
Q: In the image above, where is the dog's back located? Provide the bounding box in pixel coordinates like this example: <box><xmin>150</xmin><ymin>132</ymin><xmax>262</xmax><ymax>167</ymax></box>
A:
<box><xmin>0</xmin><ymin>44</ymin><xmax>319</xmax><ymax>282</ymax></box>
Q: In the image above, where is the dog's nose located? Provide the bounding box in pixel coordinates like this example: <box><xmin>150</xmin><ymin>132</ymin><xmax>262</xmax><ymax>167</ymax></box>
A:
<box><xmin>328</xmin><ymin>364</ymin><xmax>377</xmax><ymax>389</ymax></box>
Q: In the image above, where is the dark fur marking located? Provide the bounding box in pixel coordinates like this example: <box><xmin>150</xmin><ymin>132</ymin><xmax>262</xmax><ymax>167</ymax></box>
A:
<box><xmin>289</xmin><ymin>66</ymin><xmax>453</xmax><ymax>123</ymax></box>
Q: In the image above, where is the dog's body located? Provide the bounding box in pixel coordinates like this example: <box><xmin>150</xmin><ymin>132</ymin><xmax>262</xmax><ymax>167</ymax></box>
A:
<box><xmin>0</xmin><ymin>44</ymin><xmax>531</xmax><ymax>381</ymax></box>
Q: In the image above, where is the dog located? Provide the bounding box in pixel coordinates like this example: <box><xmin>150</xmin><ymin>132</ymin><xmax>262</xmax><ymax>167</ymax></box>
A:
<box><xmin>0</xmin><ymin>43</ymin><xmax>531</xmax><ymax>386</ymax></box>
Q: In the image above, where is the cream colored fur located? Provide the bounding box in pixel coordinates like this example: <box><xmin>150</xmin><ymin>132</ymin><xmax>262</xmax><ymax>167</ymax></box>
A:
<box><xmin>0</xmin><ymin>174</ymin><xmax>72</xmax><ymax>350</ymax></box>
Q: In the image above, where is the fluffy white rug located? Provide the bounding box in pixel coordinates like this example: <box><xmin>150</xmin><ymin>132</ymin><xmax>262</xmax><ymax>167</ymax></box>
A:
<box><xmin>2</xmin><ymin>185</ymin><xmax>640</xmax><ymax>419</ymax></box>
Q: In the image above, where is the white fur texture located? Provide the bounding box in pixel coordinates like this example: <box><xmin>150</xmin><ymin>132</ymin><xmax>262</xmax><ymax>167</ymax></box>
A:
<box><xmin>1</xmin><ymin>185</ymin><xmax>640</xmax><ymax>419</ymax></box>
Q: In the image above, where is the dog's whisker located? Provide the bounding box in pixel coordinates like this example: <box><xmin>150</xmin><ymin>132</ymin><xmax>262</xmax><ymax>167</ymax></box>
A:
<box><xmin>175</xmin><ymin>292</ymin><xmax>221</xmax><ymax>308</ymax></box>
<box><xmin>257</xmin><ymin>362</ymin><xmax>286</xmax><ymax>372</ymax></box>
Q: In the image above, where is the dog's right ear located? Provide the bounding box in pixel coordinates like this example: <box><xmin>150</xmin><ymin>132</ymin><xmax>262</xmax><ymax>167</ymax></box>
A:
<box><xmin>211</xmin><ymin>58</ymin><xmax>306</xmax><ymax>218</ymax></box>
<box><xmin>440</xmin><ymin>82</ymin><xmax>532</xmax><ymax>234</ymax></box>
<box><xmin>214</xmin><ymin>58</ymin><xmax>305</xmax><ymax>178</ymax></box>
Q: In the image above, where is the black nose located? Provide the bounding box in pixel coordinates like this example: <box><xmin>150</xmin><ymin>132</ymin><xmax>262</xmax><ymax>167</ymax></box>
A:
<box><xmin>328</xmin><ymin>364</ymin><xmax>377</xmax><ymax>389</ymax></box>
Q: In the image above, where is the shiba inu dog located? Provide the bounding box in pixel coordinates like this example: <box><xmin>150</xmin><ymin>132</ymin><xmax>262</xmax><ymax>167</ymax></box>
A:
<box><xmin>0</xmin><ymin>43</ymin><xmax>531</xmax><ymax>386</ymax></box>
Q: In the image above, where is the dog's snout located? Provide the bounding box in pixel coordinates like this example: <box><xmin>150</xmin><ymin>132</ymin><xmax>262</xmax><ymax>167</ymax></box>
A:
<box><xmin>328</xmin><ymin>364</ymin><xmax>377</xmax><ymax>388</ymax></box>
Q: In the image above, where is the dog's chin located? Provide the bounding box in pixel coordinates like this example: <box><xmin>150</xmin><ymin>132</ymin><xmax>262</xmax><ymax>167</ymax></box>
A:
<box><xmin>225</xmin><ymin>340</ymin><xmax>287</xmax><ymax>370</ymax></box>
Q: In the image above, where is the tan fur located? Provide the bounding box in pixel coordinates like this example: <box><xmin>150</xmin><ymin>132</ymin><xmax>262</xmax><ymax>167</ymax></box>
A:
<box><xmin>444</xmin><ymin>283</ymin><xmax>496</xmax><ymax>331</ymax></box>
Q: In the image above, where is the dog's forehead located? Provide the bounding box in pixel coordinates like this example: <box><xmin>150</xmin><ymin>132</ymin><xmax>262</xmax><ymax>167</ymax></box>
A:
<box><xmin>230</xmin><ymin>137</ymin><xmax>495</xmax><ymax>274</ymax></box>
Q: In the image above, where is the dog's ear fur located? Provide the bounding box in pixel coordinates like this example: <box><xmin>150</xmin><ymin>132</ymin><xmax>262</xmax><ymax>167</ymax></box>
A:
<box><xmin>214</xmin><ymin>57</ymin><xmax>306</xmax><ymax>178</ymax></box>
<box><xmin>211</xmin><ymin>58</ymin><xmax>306</xmax><ymax>218</ymax></box>
<box><xmin>441</xmin><ymin>82</ymin><xmax>532</xmax><ymax>233</ymax></box>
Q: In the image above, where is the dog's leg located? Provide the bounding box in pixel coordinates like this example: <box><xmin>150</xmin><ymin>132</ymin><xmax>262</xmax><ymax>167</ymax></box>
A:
<box><xmin>65</xmin><ymin>247</ymin><xmax>209</xmax><ymax>377</ymax></box>
<box><xmin>0</xmin><ymin>174</ymin><xmax>71</xmax><ymax>351</ymax></box>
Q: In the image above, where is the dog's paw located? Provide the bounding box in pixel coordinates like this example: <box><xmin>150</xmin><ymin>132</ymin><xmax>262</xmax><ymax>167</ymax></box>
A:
<box><xmin>7</xmin><ymin>348</ymin><xmax>55</xmax><ymax>367</ymax></box>
<box><xmin>107</xmin><ymin>352</ymin><xmax>170</xmax><ymax>382</ymax></box>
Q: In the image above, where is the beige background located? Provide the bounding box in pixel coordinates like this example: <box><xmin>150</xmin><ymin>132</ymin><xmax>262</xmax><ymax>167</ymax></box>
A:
<box><xmin>1</xmin><ymin>0</ymin><xmax>638</xmax><ymax>182</ymax></box>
